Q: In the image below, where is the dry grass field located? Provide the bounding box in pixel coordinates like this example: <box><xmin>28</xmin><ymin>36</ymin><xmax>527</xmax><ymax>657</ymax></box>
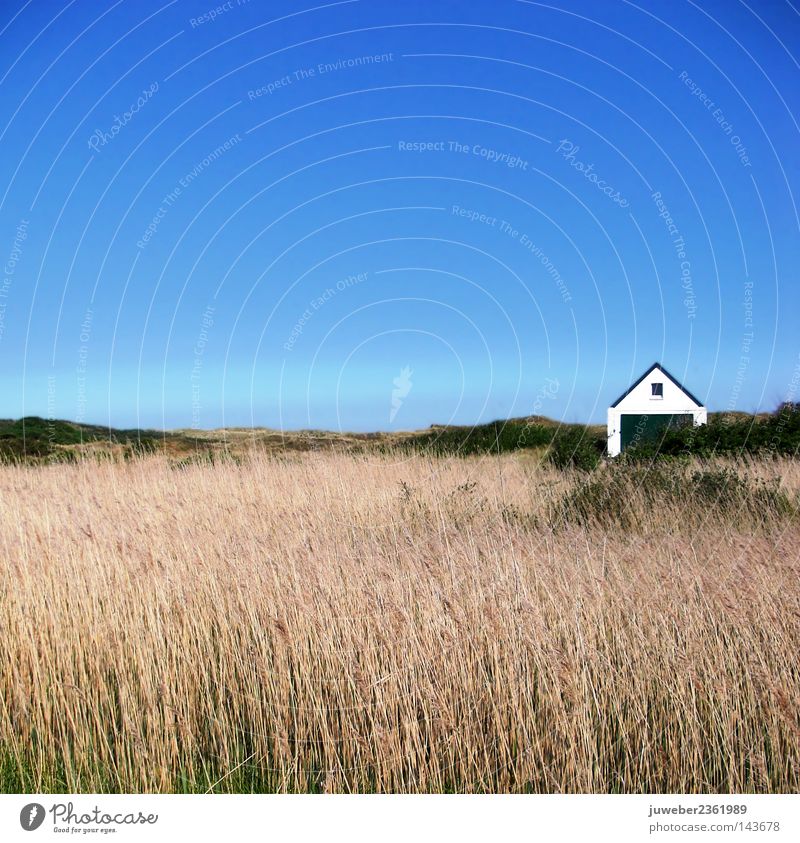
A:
<box><xmin>1</xmin><ymin>450</ymin><xmax>799</xmax><ymax>793</ymax></box>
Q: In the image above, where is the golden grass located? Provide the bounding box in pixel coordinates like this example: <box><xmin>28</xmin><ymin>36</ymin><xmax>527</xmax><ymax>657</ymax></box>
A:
<box><xmin>1</xmin><ymin>451</ymin><xmax>798</xmax><ymax>793</ymax></box>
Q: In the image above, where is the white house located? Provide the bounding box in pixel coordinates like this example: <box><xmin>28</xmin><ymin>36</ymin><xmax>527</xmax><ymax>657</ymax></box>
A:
<box><xmin>607</xmin><ymin>363</ymin><xmax>706</xmax><ymax>457</ymax></box>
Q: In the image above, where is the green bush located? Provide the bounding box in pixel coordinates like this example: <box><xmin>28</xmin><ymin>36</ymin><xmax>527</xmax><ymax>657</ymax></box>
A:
<box><xmin>546</xmin><ymin>428</ymin><xmax>605</xmax><ymax>471</ymax></box>
<box><xmin>0</xmin><ymin>417</ymin><xmax>166</xmax><ymax>463</ymax></box>
<box><xmin>623</xmin><ymin>403</ymin><xmax>800</xmax><ymax>461</ymax></box>
<box><xmin>555</xmin><ymin>464</ymin><xmax>794</xmax><ymax>529</ymax></box>
<box><xmin>402</xmin><ymin>420</ymin><xmax>607</xmax><ymax>469</ymax></box>
<box><xmin>404</xmin><ymin>419</ymin><xmax>552</xmax><ymax>457</ymax></box>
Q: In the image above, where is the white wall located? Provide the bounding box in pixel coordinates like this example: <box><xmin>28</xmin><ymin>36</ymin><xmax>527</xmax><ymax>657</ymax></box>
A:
<box><xmin>607</xmin><ymin>367</ymin><xmax>706</xmax><ymax>456</ymax></box>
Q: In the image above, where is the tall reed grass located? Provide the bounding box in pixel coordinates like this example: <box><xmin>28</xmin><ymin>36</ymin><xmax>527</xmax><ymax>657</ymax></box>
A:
<box><xmin>1</xmin><ymin>452</ymin><xmax>798</xmax><ymax>792</ymax></box>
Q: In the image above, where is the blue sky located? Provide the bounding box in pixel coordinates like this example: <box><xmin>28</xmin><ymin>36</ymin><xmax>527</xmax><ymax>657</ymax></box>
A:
<box><xmin>0</xmin><ymin>0</ymin><xmax>798</xmax><ymax>431</ymax></box>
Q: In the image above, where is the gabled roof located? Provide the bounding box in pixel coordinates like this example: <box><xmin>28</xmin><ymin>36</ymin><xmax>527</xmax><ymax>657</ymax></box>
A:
<box><xmin>610</xmin><ymin>362</ymin><xmax>704</xmax><ymax>408</ymax></box>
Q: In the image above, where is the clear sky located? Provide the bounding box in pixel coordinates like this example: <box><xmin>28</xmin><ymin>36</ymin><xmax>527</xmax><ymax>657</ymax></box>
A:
<box><xmin>0</xmin><ymin>0</ymin><xmax>798</xmax><ymax>431</ymax></box>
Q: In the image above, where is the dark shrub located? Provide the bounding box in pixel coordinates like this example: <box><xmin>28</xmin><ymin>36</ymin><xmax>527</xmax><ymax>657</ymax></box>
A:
<box><xmin>546</xmin><ymin>428</ymin><xmax>604</xmax><ymax>471</ymax></box>
<box><xmin>555</xmin><ymin>464</ymin><xmax>794</xmax><ymax>529</ymax></box>
<box><xmin>404</xmin><ymin>419</ymin><xmax>552</xmax><ymax>457</ymax></box>
<box><xmin>623</xmin><ymin>404</ymin><xmax>800</xmax><ymax>461</ymax></box>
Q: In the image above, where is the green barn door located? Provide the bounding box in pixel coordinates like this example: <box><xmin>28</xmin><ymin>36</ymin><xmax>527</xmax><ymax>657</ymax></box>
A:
<box><xmin>620</xmin><ymin>413</ymin><xmax>693</xmax><ymax>451</ymax></box>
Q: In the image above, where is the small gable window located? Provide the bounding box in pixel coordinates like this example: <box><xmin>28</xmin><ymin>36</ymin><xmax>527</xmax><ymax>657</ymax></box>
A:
<box><xmin>651</xmin><ymin>382</ymin><xmax>664</xmax><ymax>398</ymax></box>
